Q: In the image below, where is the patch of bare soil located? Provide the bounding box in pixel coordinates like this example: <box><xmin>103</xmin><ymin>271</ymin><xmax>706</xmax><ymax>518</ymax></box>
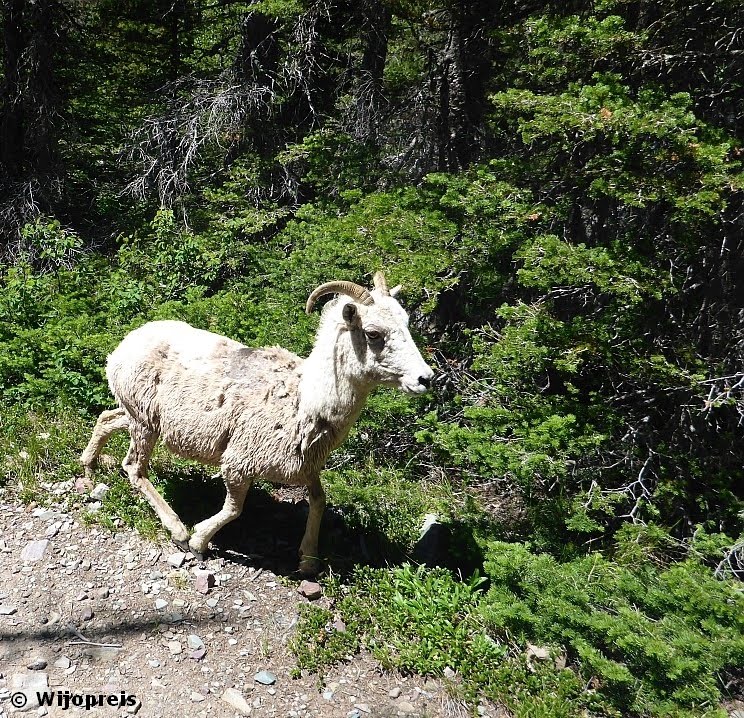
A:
<box><xmin>0</xmin><ymin>490</ymin><xmax>471</xmax><ymax>718</ymax></box>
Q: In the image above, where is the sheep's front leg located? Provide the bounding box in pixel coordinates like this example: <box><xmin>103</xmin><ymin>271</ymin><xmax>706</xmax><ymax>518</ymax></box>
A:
<box><xmin>299</xmin><ymin>476</ymin><xmax>326</xmax><ymax>576</ymax></box>
<box><xmin>123</xmin><ymin>423</ymin><xmax>190</xmax><ymax>545</ymax></box>
<box><xmin>188</xmin><ymin>467</ymin><xmax>250</xmax><ymax>559</ymax></box>
<box><xmin>80</xmin><ymin>408</ymin><xmax>129</xmax><ymax>477</ymax></box>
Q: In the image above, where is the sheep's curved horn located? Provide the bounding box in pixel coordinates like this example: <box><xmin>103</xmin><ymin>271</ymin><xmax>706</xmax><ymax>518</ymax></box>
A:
<box><xmin>305</xmin><ymin>281</ymin><xmax>374</xmax><ymax>314</ymax></box>
<box><xmin>373</xmin><ymin>271</ymin><xmax>389</xmax><ymax>296</ymax></box>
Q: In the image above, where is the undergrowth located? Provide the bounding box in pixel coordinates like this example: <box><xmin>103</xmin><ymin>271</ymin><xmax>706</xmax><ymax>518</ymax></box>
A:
<box><xmin>292</xmin><ymin>546</ymin><xmax>744</xmax><ymax>718</ymax></box>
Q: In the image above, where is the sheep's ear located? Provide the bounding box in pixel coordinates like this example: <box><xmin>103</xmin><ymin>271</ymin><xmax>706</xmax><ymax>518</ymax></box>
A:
<box><xmin>390</xmin><ymin>284</ymin><xmax>403</xmax><ymax>297</ymax></box>
<box><xmin>342</xmin><ymin>302</ymin><xmax>360</xmax><ymax>326</ymax></box>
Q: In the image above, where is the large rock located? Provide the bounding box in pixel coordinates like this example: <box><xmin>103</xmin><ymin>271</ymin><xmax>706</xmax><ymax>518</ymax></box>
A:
<box><xmin>20</xmin><ymin>540</ymin><xmax>50</xmax><ymax>562</ymax></box>
<box><xmin>412</xmin><ymin>513</ymin><xmax>449</xmax><ymax>567</ymax></box>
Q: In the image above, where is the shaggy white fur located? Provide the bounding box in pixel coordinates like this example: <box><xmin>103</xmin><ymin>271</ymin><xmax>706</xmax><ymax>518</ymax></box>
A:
<box><xmin>80</xmin><ymin>273</ymin><xmax>434</xmax><ymax>573</ymax></box>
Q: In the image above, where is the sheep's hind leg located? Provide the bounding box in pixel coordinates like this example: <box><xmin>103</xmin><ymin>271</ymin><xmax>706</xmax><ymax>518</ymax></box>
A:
<box><xmin>298</xmin><ymin>476</ymin><xmax>326</xmax><ymax>576</ymax></box>
<box><xmin>188</xmin><ymin>467</ymin><xmax>250</xmax><ymax>559</ymax></box>
<box><xmin>80</xmin><ymin>408</ymin><xmax>129</xmax><ymax>477</ymax></box>
<box><xmin>123</xmin><ymin>422</ymin><xmax>190</xmax><ymax>545</ymax></box>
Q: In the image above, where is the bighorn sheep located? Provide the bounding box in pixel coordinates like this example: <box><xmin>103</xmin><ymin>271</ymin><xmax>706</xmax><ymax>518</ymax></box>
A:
<box><xmin>80</xmin><ymin>272</ymin><xmax>434</xmax><ymax>573</ymax></box>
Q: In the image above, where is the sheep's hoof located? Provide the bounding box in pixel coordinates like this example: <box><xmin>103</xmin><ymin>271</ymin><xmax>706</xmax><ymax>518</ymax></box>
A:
<box><xmin>172</xmin><ymin>538</ymin><xmax>191</xmax><ymax>553</ymax></box>
<box><xmin>298</xmin><ymin>556</ymin><xmax>321</xmax><ymax>577</ymax></box>
<box><xmin>187</xmin><ymin>539</ymin><xmax>209</xmax><ymax>562</ymax></box>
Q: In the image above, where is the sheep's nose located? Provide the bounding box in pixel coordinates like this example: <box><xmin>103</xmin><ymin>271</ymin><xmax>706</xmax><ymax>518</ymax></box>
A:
<box><xmin>418</xmin><ymin>375</ymin><xmax>432</xmax><ymax>389</ymax></box>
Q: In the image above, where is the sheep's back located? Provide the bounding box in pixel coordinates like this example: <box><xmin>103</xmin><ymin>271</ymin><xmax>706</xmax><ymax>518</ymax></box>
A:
<box><xmin>107</xmin><ymin>321</ymin><xmax>304</xmax><ymax>466</ymax></box>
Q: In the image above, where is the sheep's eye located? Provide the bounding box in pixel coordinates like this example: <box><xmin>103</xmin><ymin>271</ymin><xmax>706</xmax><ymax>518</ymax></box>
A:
<box><xmin>365</xmin><ymin>330</ymin><xmax>383</xmax><ymax>344</ymax></box>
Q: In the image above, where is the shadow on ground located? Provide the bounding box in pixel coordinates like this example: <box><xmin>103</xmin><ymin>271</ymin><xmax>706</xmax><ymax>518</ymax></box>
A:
<box><xmin>158</xmin><ymin>469</ymin><xmax>487</xmax><ymax>580</ymax></box>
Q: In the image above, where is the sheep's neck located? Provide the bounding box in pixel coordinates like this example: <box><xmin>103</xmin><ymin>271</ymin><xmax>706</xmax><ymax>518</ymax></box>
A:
<box><xmin>299</xmin><ymin>335</ymin><xmax>370</xmax><ymax>433</ymax></box>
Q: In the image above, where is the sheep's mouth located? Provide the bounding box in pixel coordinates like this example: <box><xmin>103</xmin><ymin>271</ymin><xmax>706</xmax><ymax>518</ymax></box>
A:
<box><xmin>400</xmin><ymin>379</ymin><xmax>429</xmax><ymax>395</ymax></box>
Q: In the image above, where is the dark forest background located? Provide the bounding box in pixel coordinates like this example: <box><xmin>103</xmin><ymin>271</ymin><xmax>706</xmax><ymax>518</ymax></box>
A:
<box><xmin>1</xmin><ymin>1</ymin><xmax>743</xmax><ymax>715</ymax></box>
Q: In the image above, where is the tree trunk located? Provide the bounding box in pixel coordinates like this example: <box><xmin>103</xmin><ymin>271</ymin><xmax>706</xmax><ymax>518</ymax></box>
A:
<box><xmin>355</xmin><ymin>0</ymin><xmax>390</xmax><ymax>142</ymax></box>
<box><xmin>1</xmin><ymin>0</ymin><xmax>26</xmax><ymax>180</ymax></box>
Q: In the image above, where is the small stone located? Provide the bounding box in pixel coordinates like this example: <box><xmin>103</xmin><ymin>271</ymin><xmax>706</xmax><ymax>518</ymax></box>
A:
<box><xmin>348</xmin><ymin>710</ymin><xmax>361</xmax><ymax>718</ymax></box>
<box><xmin>167</xmin><ymin>641</ymin><xmax>182</xmax><ymax>655</ymax></box>
<box><xmin>189</xmin><ymin>647</ymin><xmax>207</xmax><ymax>660</ymax></box>
<box><xmin>222</xmin><ymin>687</ymin><xmax>253</xmax><ymax>715</ymax></box>
<box><xmin>191</xmin><ymin>691</ymin><xmax>205</xmax><ymax>702</ymax></box>
<box><xmin>187</xmin><ymin>634</ymin><xmax>204</xmax><ymax>650</ymax></box>
<box><xmin>443</xmin><ymin>666</ymin><xmax>456</xmax><ymax>680</ymax></box>
<box><xmin>397</xmin><ymin>701</ymin><xmax>416</xmax><ymax>714</ymax></box>
<box><xmin>173</xmin><ymin>598</ymin><xmax>186</xmax><ymax>607</ymax></box>
<box><xmin>89</xmin><ymin>483</ymin><xmax>110</xmax><ymax>501</ymax></box>
<box><xmin>388</xmin><ymin>687</ymin><xmax>402</xmax><ymax>699</ymax></box>
<box><xmin>526</xmin><ymin>643</ymin><xmax>550</xmax><ymax>661</ymax></box>
<box><xmin>96</xmin><ymin>588</ymin><xmax>110</xmax><ymax>599</ymax></box>
<box><xmin>21</xmin><ymin>539</ymin><xmax>50</xmax><ymax>562</ymax></box>
<box><xmin>148</xmin><ymin>659</ymin><xmax>160</xmax><ymax>668</ymax></box>
<box><xmin>28</xmin><ymin>658</ymin><xmax>48</xmax><ymax>670</ymax></box>
<box><xmin>0</xmin><ymin>605</ymin><xmax>17</xmax><ymax>616</ymax></box>
<box><xmin>194</xmin><ymin>570</ymin><xmax>215</xmax><ymax>594</ymax></box>
<box><xmin>74</xmin><ymin>476</ymin><xmax>94</xmax><ymax>494</ymax></box>
<box><xmin>332</xmin><ymin>617</ymin><xmax>346</xmax><ymax>632</ymax></box>
<box><xmin>355</xmin><ymin>704</ymin><xmax>371</xmax><ymax>714</ymax></box>
<box><xmin>254</xmin><ymin>669</ymin><xmax>277</xmax><ymax>685</ymax></box>
<box><xmin>82</xmin><ymin>645</ymin><xmax>121</xmax><ymax>662</ymax></box>
<box><xmin>323</xmin><ymin>690</ymin><xmax>334</xmax><ymax>701</ymax></box>
<box><xmin>80</xmin><ymin>559</ymin><xmax>92</xmax><ymax>571</ymax></box>
<box><xmin>126</xmin><ymin>698</ymin><xmax>142</xmax><ymax>714</ymax></box>
<box><xmin>81</xmin><ymin>605</ymin><xmax>94</xmax><ymax>621</ymax></box>
<box><xmin>154</xmin><ymin>598</ymin><xmax>168</xmax><ymax>610</ymax></box>
<box><xmin>54</xmin><ymin>656</ymin><xmax>71</xmax><ymax>669</ymax></box>
<box><xmin>167</xmin><ymin>552</ymin><xmax>186</xmax><ymax>568</ymax></box>
<box><xmin>228</xmin><ymin>638</ymin><xmax>238</xmax><ymax>646</ymax></box>
<box><xmin>206</xmin><ymin>598</ymin><xmax>218</xmax><ymax>608</ymax></box>
<box><xmin>298</xmin><ymin>580</ymin><xmax>322</xmax><ymax>600</ymax></box>
<box><xmin>45</xmin><ymin>522</ymin><xmax>61</xmax><ymax>538</ymax></box>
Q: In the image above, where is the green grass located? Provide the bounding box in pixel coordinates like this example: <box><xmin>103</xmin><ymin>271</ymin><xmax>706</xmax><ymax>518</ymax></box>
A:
<box><xmin>291</xmin><ymin>551</ymin><xmax>744</xmax><ymax>718</ymax></box>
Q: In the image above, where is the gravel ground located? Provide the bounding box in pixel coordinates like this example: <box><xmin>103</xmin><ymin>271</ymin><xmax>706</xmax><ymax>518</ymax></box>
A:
<box><xmin>0</xmin><ymin>491</ymin><xmax>470</xmax><ymax>718</ymax></box>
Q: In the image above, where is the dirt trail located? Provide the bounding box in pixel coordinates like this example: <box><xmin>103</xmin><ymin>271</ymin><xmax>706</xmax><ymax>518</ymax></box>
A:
<box><xmin>0</xmin><ymin>492</ymin><xmax>462</xmax><ymax>718</ymax></box>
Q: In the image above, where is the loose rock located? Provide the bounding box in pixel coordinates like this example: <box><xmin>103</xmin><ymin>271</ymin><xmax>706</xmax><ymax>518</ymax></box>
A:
<box><xmin>298</xmin><ymin>580</ymin><xmax>322</xmax><ymax>600</ymax></box>
<box><xmin>89</xmin><ymin>483</ymin><xmax>110</xmax><ymax>501</ymax></box>
<box><xmin>167</xmin><ymin>552</ymin><xmax>186</xmax><ymax>568</ymax></box>
<box><xmin>222</xmin><ymin>687</ymin><xmax>253</xmax><ymax>716</ymax></box>
<box><xmin>187</xmin><ymin>634</ymin><xmax>204</xmax><ymax>650</ymax></box>
<box><xmin>254</xmin><ymin>669</ymin><xmax>277</xmax><ymax>685</ymax></box>
<box><xmin>21</xmin><ymin>539</ymin><xmax>50</xmax><ymax>562</ymax></box>
<box><xmin>194</xmin><ymin>570</ymin><xmax>215</xmax><ymax>594</ymax></box>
